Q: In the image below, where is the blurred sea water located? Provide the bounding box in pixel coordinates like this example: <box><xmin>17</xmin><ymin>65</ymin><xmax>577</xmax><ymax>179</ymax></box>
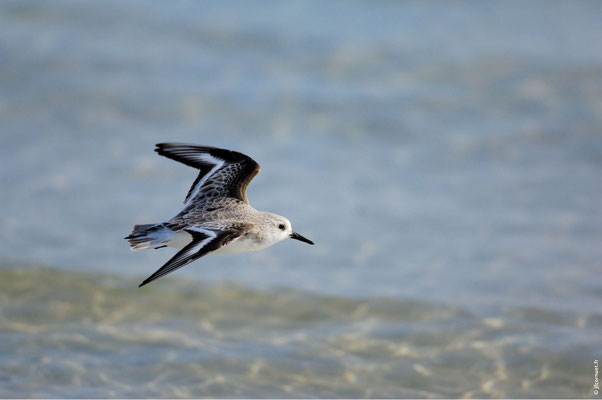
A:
<box><xmin>1</xmin><ymin>0</ymin><xmax>601</xmax><ymax>397</ymax></box>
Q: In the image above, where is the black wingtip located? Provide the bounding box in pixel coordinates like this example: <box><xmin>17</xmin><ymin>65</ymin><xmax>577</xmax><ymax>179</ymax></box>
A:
<box><xmin>155</xmin><ymin>142</ymin><xmax>196</xmax><ymax>151</ymax></box>
<box><xmin>154</xmin><ymin>142</ymin><xmax>174</xmax><ymax>155</ymax></box>
<box><xmin>138</xmin><ymin>275</ymin><xmax>155</xmax><ymax>287</ymax></box>
<box><xmin>154</xmin><ymin>143</ymin><xmax>165</xmax><ymax>155</ymax></box>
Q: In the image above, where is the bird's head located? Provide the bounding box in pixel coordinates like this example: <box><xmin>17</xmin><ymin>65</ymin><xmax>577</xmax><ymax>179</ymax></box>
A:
<box><xmin>267</xmin><ymin>214</ymin><xmax>314</xmax><ymax>246</ymax></box>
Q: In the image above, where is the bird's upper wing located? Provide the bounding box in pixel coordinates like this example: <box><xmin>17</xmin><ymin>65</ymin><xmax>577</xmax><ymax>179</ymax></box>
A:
<box><xmin>138</xmin><ymin>224</ymin><xmax>252</xmax><ymax>287</ymax></box>
<box><xmin>155</xmin><ymin>143</ymin><xmax>261</xmax><ymax>204</ymax></box>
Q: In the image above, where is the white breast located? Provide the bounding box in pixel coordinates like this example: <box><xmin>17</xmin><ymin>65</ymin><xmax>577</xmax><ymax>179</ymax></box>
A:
<box><xmin>212</xmin><ymin>234</ymin><xmax>275</xmax><ymax>254</ymax></box>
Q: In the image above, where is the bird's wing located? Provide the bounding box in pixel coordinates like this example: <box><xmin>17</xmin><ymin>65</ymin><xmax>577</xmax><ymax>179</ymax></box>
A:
<box><xmin>138</xmin><ymin>224</ymin><xmax>251</xmax><ymax>287</ymax></box>
<box><xmin>155</xmin><ymin>143</ymin><xmax>261</xmax><ymax>204</ymax></box>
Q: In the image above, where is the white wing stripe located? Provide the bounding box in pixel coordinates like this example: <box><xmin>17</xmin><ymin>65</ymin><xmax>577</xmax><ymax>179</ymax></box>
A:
<box><xmin>186</xmin><ymin>226</ymin><xmax>217</xmax><ymax>238</ymax></box>
<box><xmin>185</xmin><ymin>154</ymin><xmax>225</xmax><ymax>205</ymax></box>
<box><xmin>161</xmin><ymin>229</ymin><xmax>215</xmax><ymax>272</ymax></box>
<box><xmin>178</xmin><ymin>231</ymin><xmax>215</xmax><ymax>260</ymax></box>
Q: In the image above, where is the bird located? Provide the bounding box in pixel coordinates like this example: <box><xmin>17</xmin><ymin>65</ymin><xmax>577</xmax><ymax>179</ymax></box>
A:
<box><xmin>125</xmin><ymin>143</ymin><xmax>314</xmax><ymax>287</ymax></box>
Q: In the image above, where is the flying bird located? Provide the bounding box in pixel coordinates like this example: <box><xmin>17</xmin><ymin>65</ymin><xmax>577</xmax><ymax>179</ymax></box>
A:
<box><xmin>126</xmin><ymin>143</ymin><xmax>314</xmax><ymax>287</ymax></box>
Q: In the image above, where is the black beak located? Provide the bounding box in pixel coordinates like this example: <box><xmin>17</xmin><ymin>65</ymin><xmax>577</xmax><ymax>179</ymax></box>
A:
<box><xmin>290</xmin><ymin>232</ymin><xmax>314</xmax><ymax>245</ymax></box>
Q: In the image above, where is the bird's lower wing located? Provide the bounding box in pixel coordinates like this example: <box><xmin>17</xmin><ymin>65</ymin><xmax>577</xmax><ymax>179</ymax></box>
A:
<box><xmin>138</xmin><ymin>228</ymin><xmax>246</xmax><ymax>287</ymax></box>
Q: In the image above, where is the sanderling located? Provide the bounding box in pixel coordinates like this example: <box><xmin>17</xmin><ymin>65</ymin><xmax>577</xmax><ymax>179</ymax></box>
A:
<box><xmin>126</xmin><ymin>143</ymin><xmax>314</xmax><ymax>287</ymax></box>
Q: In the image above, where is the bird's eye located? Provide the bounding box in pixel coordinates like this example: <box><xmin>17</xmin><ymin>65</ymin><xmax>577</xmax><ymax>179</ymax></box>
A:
<box><xmin>278</xmin><ymin>224</ymin><xmax>285</xmax><ymax>230</ymax></box>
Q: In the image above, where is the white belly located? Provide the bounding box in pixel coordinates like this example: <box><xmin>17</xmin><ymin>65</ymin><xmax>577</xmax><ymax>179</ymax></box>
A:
<box><xmin>212</xmin><ymin>235</ymin><xmax>274</xmax><ymax>254</ymax></box>
<box><xmin>167</xmin><ymin>231</ymin><xmax>276</xmax><ymax>254</ymax></box>
<box><xmin>166</xmin><ymin>231</ymin><xmax>194</xmax><ymax>249</ymax></box>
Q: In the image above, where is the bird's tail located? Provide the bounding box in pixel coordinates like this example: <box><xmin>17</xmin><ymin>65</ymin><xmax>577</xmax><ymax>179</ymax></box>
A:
<box><xmin>125</xmin><ymin>223</ymin><xmax>170</xmax><ymax>250</ymax></box>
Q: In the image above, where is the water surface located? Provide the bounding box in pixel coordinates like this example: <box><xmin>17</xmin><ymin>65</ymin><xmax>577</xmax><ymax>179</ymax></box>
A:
<box><xmin>1</xmin><ymin>0</ymin><xmax>601</xmax><ymax>397</ymax></box>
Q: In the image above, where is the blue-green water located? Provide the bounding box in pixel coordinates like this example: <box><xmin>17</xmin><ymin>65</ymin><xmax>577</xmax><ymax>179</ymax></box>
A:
<box><xmin>1</xmin><ymin>264</ymin><xmax>599</xmax><ymax>398</ymax></box>
<box><xmin>1</xmin><ymin>0</ymin><xmax>601</xmax><ymax>397</ymax></box>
